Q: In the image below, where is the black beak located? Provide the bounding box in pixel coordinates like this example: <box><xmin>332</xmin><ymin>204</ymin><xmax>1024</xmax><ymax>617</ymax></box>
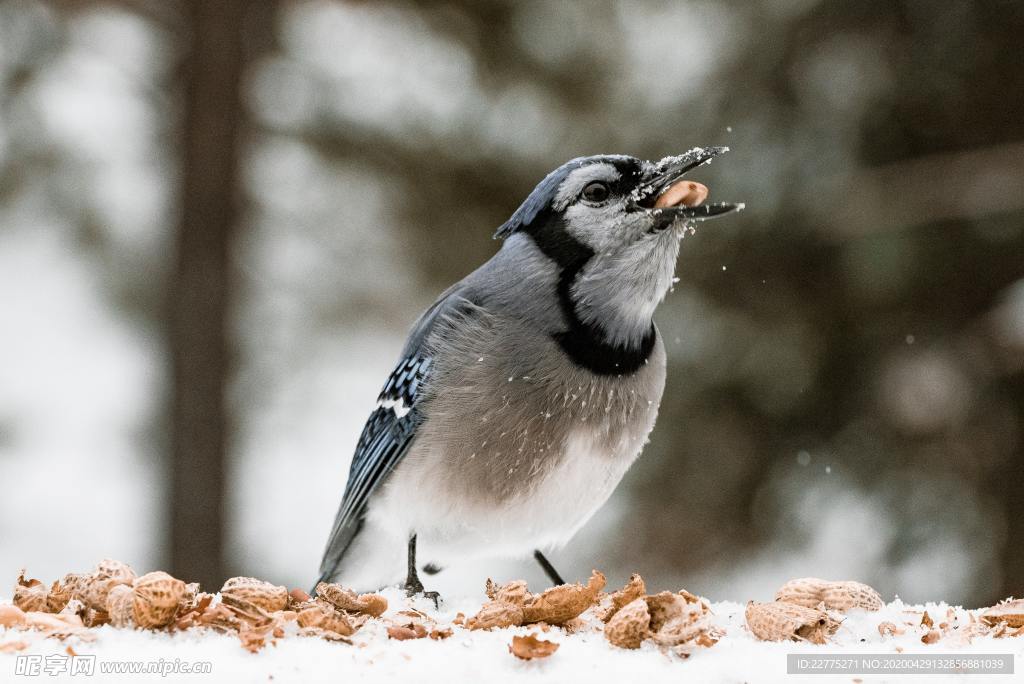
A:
<box><xmin>631</xmin><ymin>146</ymin><xmax>743</xmax><ymax>221</ymax></box>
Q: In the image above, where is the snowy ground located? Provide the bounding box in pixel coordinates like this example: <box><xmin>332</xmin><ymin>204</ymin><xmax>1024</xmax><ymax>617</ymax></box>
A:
<box><xmin>2</xmin><ymin>586</ymin><xmax>1022</xmax><ymax>683</ymax></box>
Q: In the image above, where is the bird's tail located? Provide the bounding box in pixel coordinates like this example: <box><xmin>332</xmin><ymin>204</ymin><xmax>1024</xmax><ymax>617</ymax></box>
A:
<box><xmin>312</xmin><ymin>514</ymin><xmax>364</xmax><ymax>593</ymax></box>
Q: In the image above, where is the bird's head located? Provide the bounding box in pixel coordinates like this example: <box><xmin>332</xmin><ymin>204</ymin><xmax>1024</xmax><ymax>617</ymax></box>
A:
<box><xmin>495</xmin><ymin>148</ymin><xmax>742</xmax><ymax>349</ymax></box>
<box><xmin>495</xmin><ymin>147</ymin><xmax>740</xmax><ymax>247</ymax></box>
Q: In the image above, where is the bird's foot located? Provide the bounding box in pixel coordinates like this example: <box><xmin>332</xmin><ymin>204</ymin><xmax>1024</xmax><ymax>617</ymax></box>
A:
<box><xmin>403</xmin><ymin>581</ymin><xmax>440</xmax><ymax>610</ymax></box>
<box><xmin>404</xmin><ymin>534</ymin><xmax>440</xmax><ymax>608</ymax></box>
<box><xmin>404</xmin><ymin>578</ymin><xmax>441</xmax><ymax>609</ymax></box>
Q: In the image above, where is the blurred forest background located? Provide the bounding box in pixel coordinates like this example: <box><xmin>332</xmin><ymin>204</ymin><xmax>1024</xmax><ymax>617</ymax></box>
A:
<box><xmin>1</xmin><ymin>0</ymin><xmax>1022</xmax><ymax>607</ymax></box>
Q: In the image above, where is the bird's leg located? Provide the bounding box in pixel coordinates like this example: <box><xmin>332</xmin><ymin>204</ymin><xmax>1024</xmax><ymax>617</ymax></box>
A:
<box><xmin>404</xmin><ymin>533</ymin><xmax>440</xmax><ymax>607</ymax></box>
<box><xmin>533</xmin><ymin>549</ymin><xmax>566</xmax><ymax>586</ymax></box>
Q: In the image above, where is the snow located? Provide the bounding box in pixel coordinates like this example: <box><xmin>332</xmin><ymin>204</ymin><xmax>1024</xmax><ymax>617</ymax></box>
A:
<box><xmin>2</xmin><ymin>588</ymin><xmax>1021</xmax><ymax>683</ymax></box>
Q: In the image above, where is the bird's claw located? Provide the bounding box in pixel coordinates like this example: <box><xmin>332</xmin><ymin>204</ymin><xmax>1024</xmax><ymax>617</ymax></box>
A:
<box><xmin>404</xmin><ymin>580</ymin><xmax>441</xmax><ymax>609</ymax></box>
<box><xmin>404</xmin><ymin>572</ymin><xmax>441</xmax><ymax>607</ymax></box>
<box><xmin>422</xmin><ymin>590</ymin><xmax>441</xmax><ymax>609</ymax></box>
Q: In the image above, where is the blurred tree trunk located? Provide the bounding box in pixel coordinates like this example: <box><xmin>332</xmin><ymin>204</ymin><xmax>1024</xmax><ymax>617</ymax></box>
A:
<box><xmin>168</xmin><ymin>1</ymin><xmax>273</xmax><ymax>588</ymax></box>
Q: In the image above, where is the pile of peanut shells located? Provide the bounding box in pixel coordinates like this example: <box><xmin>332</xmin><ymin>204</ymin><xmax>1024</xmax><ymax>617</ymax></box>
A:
<box><xmin>2</xmin><ymin>562</ymin><xmax>1021</xmax><ymax>659</ymax></box>
<box><xmin>744</xmin><ymin>576</ymin><xmax>1024</xmax><ymax>646</ymax></box>
<box><xmin>599</xmin><ymin>574</ymin><xmax>723</xmax><ymax>655</ymax></box>
<box><xmin>0</xmin><ymin>560</ymin><xmax>390</xmax><ymax>653</ymax></box>
<box><xmin>459</xmin><ymin>570</ymin><xmax>723</xmax><ymax>658</ymax></box>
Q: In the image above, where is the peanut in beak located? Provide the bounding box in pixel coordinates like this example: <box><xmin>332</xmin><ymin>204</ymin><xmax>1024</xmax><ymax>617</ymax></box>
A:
<box><xmin>653</xmin><ymin>180</ymin><xmax>709</xmax><ymax>209</ymax></box>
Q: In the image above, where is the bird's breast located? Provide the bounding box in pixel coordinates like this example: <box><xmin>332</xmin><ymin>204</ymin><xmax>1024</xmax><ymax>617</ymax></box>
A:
<box><xmin>367</xmin><ymin>321</ymin><xmax>667</xmax><ymax>556</ymax></box>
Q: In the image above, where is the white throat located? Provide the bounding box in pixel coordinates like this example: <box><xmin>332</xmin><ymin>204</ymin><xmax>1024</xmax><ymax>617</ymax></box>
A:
<box><xmin>570</xmin><ymin>234</ymin><xmax>680</xmax><ymax>348</ymax></box>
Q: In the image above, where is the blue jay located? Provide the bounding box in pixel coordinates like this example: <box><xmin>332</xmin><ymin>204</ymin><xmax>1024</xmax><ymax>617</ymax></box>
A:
<box><xmin>317</xmin><ymin>148</ymin><xmax>742</xmax><ymax>598</ymax></box>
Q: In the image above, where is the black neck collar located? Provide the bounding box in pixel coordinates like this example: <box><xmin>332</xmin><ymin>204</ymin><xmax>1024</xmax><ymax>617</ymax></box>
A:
<box><xmin>520</xmin><ymin>213</ymin><xmax>656</xmax><ymax>376</ymax></box>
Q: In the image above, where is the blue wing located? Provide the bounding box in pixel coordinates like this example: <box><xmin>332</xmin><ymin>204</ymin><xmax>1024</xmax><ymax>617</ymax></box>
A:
<box><xmin>316</xmin><ymin>287</ymin><xmax>472</xmax><ymax>585</ymax></box>
<box><xmin>315</xmin><ymin>355</ymin><xmax>431</xmax><ymax>585</ymax></box>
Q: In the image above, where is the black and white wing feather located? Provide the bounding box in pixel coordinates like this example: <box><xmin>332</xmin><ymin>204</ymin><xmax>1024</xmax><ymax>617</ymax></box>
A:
<box><xmin>316</xmin><ymin>287</ymin><xmax>469</xmax><ymax>585</ymax></box>
<box><xmin>315</xmin><ymin>356</ymin><xmax>430</xmax><ymax>585</ymax></box>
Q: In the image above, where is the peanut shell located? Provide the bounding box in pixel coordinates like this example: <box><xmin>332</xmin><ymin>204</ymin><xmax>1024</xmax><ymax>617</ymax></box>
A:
<box><xmin>520</xmin><ymin>570</ymin><xmax>605</xmax><ymax>625</ymax></box>
<box><xmin>315</xmin><ymin>582</ymin><xmax>387</xmax><ymax>617</ymax></box>
<box><xmin>599</xmin><ymin>574</ymin><xmax>646</xmax><ymax>622</ymax></box>
<box><xmin>80</xmin><ymin>560</ymin><xmax>136</xmax><ymax>612</ymax></box>
<box><xmin>981</xmin><ymin>599</ymin><xmax>1024</xmax><ymax>628</ymax></box>
<box><xmin>773</xmin><ymin>577</ymin><xmax>829</xmax><ymax>608</ymax></box>
<box><xmin>604</xmin><ymin>597</ymin><xmax>649</xmax><ymax>649</ymax></box>
<box><xmin>296</xmin><ymin>602</ymin><xmax>357</xmax><ymax>636</ymax></box>
<box><xmin>132</xmin><ymin>571</ymin><xmax>186</xmax><ymax>628</ymax></box>
<box><xmin>820</xmin><ymin>581</ymin><xmax>883</xmax><ymax>611</ymax></box>
<box><xmin>106</xmin><ymin>584</ymin><xmax>135</xmax><ymax>628</ymax></box>
<box><xmin>745</xmin><ymin>601</ymin><xmax>838</xmax><ymax>644</ymax></box>
<box><xmin>509</xmin><ymin>633</ymin><xmax>559</xmax><ymax>659</ymax></box>
<box><xmin>466</xmin><ymin>600</ymin><xmax>524</xmax><ymax>630</ymax></box>
<box><xmin>13</xmin><ymin>576</ymin><xmax>48</xmax><ymax>613</ymax></box>
<box><xmin>774</xmin><ymin>577</ymin><xmax>882</xmax><ymax>612</ymax></box>
<box><xmin>221</xmin><ymin>577</ymin><xmax>288</xmax><ymax>613</ymax></box>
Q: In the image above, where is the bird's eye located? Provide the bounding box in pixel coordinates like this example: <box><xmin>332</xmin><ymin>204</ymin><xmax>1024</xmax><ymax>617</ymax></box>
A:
<box><xmin>581</xmin><ymin>181</ymin><xmax>610</xmax><ymax>203</ymax></box>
